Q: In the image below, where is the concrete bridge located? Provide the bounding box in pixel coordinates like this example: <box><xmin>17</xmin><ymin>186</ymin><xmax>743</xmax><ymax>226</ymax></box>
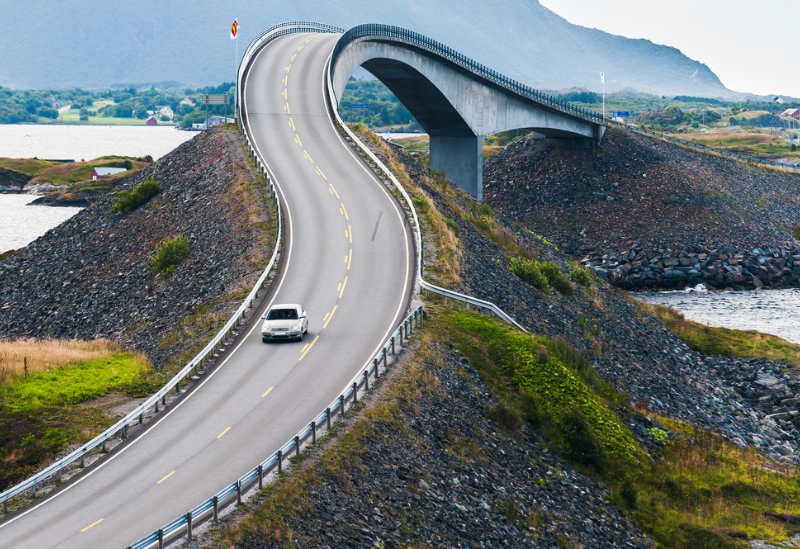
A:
<box><xmin>329</xmin><ymin>24</ymin><xmax>607</xmax><ymax>200</ymax></box>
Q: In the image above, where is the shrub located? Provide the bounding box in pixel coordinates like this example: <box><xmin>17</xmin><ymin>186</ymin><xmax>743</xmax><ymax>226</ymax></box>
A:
<box><xmin>411</xmin><ymin>196</ymin><xmax>428</xmax><ymax>212</ymax></box>
<box><xmin>111</xmin><ymin>178</ymin><xmax>161</xmax><ymax>214</ymax></box>
<box><xmin>509</xmin><ymin>257</ymin><xmax>548</xmax><ymax>291</ymax></box>
<box><xmin>539</xmin><ymin>262</ymin><xmax>574</xmax><ymax>296</ymax></box>
<box><xmin>519</xmin><ymin>389</ymin><xmax>547</xmax><ymax>428</ymax></box>
<box><xmin>487</xmin><ymin>400</ymin><xmax>523</xmax><ymax>431</ymax></box>
<box><xmin>443</xmin><ymin>217</ymin><xmax>460</xmax><ymax>236</ymax></box>
<box><xmin>559</xmin><ymin>408</ymin><xmax>607</xmax><ymax>472</ymax></box>
<box><xmin>149</xmin><ymin>236</ymin><xmax>189</xmax><ymax>277</ymax></box>
<box><xmin>569</xmin><ymin>267</ymin><xmax>593</xmax><ymax>288</ymax></box>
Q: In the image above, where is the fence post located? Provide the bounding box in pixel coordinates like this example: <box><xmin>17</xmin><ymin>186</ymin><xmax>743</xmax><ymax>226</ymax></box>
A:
<box><xmin>213</xmin><ymin>495</ymin><xmax>219</xmax><ymax>522</ymax></box>
<box><xmin>340</xmin><ymin>394</ymin><xmax>346</xmax><ymax>418</ymax></box>
<box><xmin>187</xmin><ymin>512</ymin><xmax>193</xmax><ymax>540</ymax></box>
<box><xmin>374</xmin><ymin>358</ymin><xmax>379</xmax><ymax>379</ymax></box>
<box><xmin>383</xmin><ymin>347</ymin><xmax>387</xmax><ymax>368</ymax></box>
<box><xmin>277</xmin><ymin>450</ymin><xmax>283</xmax><ymax>474</ymax></box>
<box><xmin>258</xmin><ymin>464</ymin><xmax>264</xmax><ymax>489</ymax></box>
<box><xmin>391</xmin><ymin>335</ymin><xmax>395</xmax><ymax>355</ymax></box>
<box><xmin>364</xmin><ymin>370</ymin><xmax>369</xmax><ymax>392</ymax></box>
<box><xmin>138</xmin><ymin>413</ymin><xmax>143</xmax><ymax>425</ymax></box>
<box><xmin>101</xmin><ymin>440</ymin><xmax>107</xmax><ymax>453</ymax></box>
<box><xmin>80</xmin><ymin>454</ymin><xmax>85</xmax><ymax>468</ymax></box>
<box><xmin>399</xmin><ymin>324</ymin><xmax>404</xmax><ymax>345</ymax></box>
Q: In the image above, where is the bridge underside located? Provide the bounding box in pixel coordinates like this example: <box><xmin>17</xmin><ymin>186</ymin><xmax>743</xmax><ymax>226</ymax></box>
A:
<box><xmin>332</xmin><ymin>42</ymin><xmax>605</xmax><ymax>200</ymax></box>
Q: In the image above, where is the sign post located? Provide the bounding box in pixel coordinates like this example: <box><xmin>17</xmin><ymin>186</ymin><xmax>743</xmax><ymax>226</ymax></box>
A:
<box><xmin>203</xmin><ymin>94</ymin><xmax>230</xmax><ymax>129</ymax></box>
<box><xmin>612</xmin><ymin>111</ymin><xmax>630</xmax><ymax>126</ymax></box>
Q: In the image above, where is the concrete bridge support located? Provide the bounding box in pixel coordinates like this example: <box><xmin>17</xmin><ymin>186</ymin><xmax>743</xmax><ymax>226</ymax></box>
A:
<box><xmin>429</xmin><ymin>135</ymin><xmax>482</xmax><ymax>200</ymax></box>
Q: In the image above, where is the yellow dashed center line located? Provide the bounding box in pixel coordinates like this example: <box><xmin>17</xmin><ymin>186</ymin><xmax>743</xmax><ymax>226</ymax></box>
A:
<box><xmin>284</xmin><ymin>103</ymin><xmax>291</xmax><ymax>114</ymax></box>
<box><xmin>348</xmin><ymin>224</ymin><xmax>352</xmax><ymax>244</ymax></box>
<box><xmin>295</xmin><ymin>135</ymin><xmax>303</xmax><ymax>147</ymax></box>
<box><xmin>348</xmin><ymin>248</ymin><xmax>352</xmax><ymax>270</ymax></box>
<box><xmin>81</xmin><ymin>519</ymin><xmax>103</xmax><ymax>533</ymax></box>
<box><xmin>340</xmin><ymin>203</ymin><xmax>349</xmax><ymax>220</ymax></box>
<box><xmin>329</xmin><ymin>184</ymin><xmax>339</xmax><ymax>199</ymax></box>
<box><xmin>289</xmin><ymin>117</ymin><xmax>295</xmax><ymax>131</ymax></box>
<box><xmin>291</xmin><ymin>53</ymin><xmax>297</xmax><ymax>62</ymax></box>
<box><xmin>339</xmin><ymin>276</ymin><xmax>348</xmax><ymax>298</ymax></box>
<box><xmin>157</xmin><ymin>471</ymin><xmax>175</xmax><ymax>484</ymax></box>
<box><xmin>303</xmin><ymin>150</ymin><xmax>314</xmax><ymax>163</ymax></box>
<box><xmin>262</xmin><ymin>386</ymin><xmax>274</xmax><ymax>398</ymax></box>
<box><xmin>298</xmin><ymin>335</ymin><xmax>320</xmax><ymax>361</ymax></box>
<box><xmin>323</xmin><ymin>311</ymin><xmax>330</xmax><ymax>322</ymax></box>
<box><xmin>297</xmin><ymin>44</ymin><xmax>305</xmax><ymax>52</ymax></box>
<box><xmin>217</xmin><ymin>427</ymin><xmax>231</xmax><ymax>439</ymax></box>
<box><xmin>323</xmin><ymin>305</ymin><xmax>337</xmax><ymax>329</ymax></box>
<box><xmin>286</xmin><ymin>64</ymin><xmax>292</xmax><ymax>74</ymax></box>
<box><xmin>282</xmin><ymin>89</ymin><xmax>287</xmax><ymax>99</ymax></box>
<box><xmin>283</xmin><ymin>75</ymin><xmax>288</xmax><ymax>86</ymax></box>
<box><xmin>300</xmin><ymin>342</ymin><xmax>310</xmax><ymax>353</ymax></box>
<box><xmin>316</xmin><ymin>166</ymin><xmax>327</xmax><ymax>180</ymax></box>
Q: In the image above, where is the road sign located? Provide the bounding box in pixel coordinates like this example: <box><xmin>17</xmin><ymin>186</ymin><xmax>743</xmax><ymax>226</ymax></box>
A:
<box><xmin>348</xmin><ymin>104</ymin><xmax>372</xmax><ymax>109</ymax></box>
<box><xmin>613</xmin><ymin>111</ymin><xmax>630</xmax><ymax>118</ymax></box>
<box><xmin>203</xmin><ymin>94</ymin><xmax>230</xmax><ymax>105</ymax></box>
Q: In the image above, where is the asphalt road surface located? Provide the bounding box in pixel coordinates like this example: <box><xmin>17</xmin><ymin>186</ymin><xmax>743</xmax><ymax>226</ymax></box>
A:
<box><xmin>0</xmin><ymin>32</ymin><xmax>413</xmax><ymax>549</ymax></box>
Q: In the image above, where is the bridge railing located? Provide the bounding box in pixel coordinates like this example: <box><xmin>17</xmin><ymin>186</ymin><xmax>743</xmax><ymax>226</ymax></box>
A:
<box><xmin>330</xmin><ymin>23</ymin><xmax>604</xmax><ymax>127</ymax></box>
<box><xmin>327</xmin><ymin>36</ymin><xmax>528</xmax><ymax>334</ymax></box>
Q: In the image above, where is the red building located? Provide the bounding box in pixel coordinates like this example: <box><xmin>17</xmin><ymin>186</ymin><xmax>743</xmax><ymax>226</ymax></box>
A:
<box><xmin>145</xmin><ymin>116</ymin><xmax>158</xmax><ymax>126</ymax></box>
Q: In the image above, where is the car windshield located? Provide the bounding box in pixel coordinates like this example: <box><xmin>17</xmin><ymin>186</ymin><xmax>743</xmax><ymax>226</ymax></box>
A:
<box><xmin>267</xmin><ymin>308</ymin><xmax>298</xmax><ymax>320</ymax></box>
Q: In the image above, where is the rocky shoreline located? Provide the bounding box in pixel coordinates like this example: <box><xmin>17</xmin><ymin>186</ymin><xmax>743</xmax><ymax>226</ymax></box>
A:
<box><xmin>483</xmin><ymin>128</ymin><xmax>800</xmax><ymax>291</ymax></box>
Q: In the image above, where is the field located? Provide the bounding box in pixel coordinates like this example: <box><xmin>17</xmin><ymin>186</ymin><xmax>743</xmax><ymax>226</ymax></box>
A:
<box><xmin>668</xmin><ymin>129</ymin><xmax>800</xmax><ymax>161</ymax></box>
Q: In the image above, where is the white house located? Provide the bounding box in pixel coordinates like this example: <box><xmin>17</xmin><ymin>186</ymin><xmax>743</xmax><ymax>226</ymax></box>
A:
<box><xmin>180</xmin><ymin>96</ymin><xmax>196</xmax><ymax>107</ymax></box>
<box><xmin>154</xmin><ymin>105</ymin><xmax>174</xmax><ymax>119</ymax></box>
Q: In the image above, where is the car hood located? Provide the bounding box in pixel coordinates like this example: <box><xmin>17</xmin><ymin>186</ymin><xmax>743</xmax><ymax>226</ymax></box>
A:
<box><xmin>262</xmin><ymin>319</ymin><xmax>299</xmax><ymax>329</ymax></box>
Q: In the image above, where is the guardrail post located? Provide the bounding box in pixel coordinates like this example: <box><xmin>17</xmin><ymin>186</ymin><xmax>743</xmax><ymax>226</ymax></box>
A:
<box><xmin>311</xmin><ymin>421</ymin><xmax>317</xmax><ymax>444</ymax></box>
<box><xmin>339</xmin><ymin>394</ymin><xmax>346</xmax><ymax>418</ymax></box>
<box><xmin>364</xmin><ymin>370</ymin><xmax>369</xmax><ymax>392</ymax></box>
<box><xmin>444</xmin><ymin>296</ymin><xmax>448</xmax><ymax>306</ymax></box>
<box><xmin>295</xmin><ymin>436</ymin><xmax>300</xmax><ymax>459</ymax></box>
<box><xmin>80</xmin><ymin>453</ymin><xmax>85</xmax><ymax>468</ymax></box>
<box><xmin>57</xmin><ymin>468</ymin><xmax>62</xmax><ymax>483</ymax></box>
<box><xmin>138</xmin><ymin>413</ymin><xmax>143</xmax><ymax>425</ymax></box>
<box><xmin>187</xmin><ymin>512</ymin><xmax>193</xmax><ymax>540</ymax></box>
<box><xmin>162</xmin><ymin>394</ymin><xmax>166</xmax><ymax>406</ymax></box>
<box><xmin>399</xmin><ymin>324</ymin><xmax>404</xmax><ymax>345</ymax></box>
<box><xmin>101</xmin><ymin>439</ymin><xmax>107</xmax><ymax>453</ymax></box>
<box><xmin>213</xmin><ymin>495</ymin><xmax>219</xmax><ymax>522</ymax></box>
<box><xmin>175</xmin><ymin>380</ymin><xmax>180</xmax><ymax>393</ymax></box>
<box><xmin>382</xmin><ymin>347</ymin><xmax>387</xmax><ymax>368</ymax></box>
<box><xmin>353</xmin><ymin>382</ymin><xmax>358</xmax><ymax>403</ymax></box>
<box><xmin>3</xmin><ymin>499</ymin><xmax>6</xmax><ymax>514</ymax></box>
<box><xmin>373</xmin><ymin>358</ymin><xmax>379</xmax><ymax>379</ymax></box>
<box><xmin>258</xmin><ymin>464</ymin><xmax>264</xmax><ymax>489</ymax></box>
<box><xmin>155</xmin><ymin>399</ymin><xmax>159</xmax><ymax>413</ymax></box>
<box><xmin>158</xmin><ymin>528</ymin><xmax>164</xmax><ymax>549</ymax></box>
<box><xmin>391</xmin><ymin>335</ymin><xmax>395</xmax><ymax>355</ymax></box>
<box><xmin>32</xmin><ymin>483</ymin><xmax>36</xmax><ymax>498</ymax></box>
<box><xmin>409</xmin><ymin>317</ymin><xmax>413</xmax><ymax>335</ymax></box>
<box><xmin>122</xmin><ymin>425</ymin><xmax>127</xmax><ymax>439</ymax></box>
<box><xmin>277</xmin><ymin>450</ymin><xmax>283</xmax><ymax>474</ymax></box>
<box><xmin>425</xmin><ymin>288</ymin><xmax>429</xmax><ymax>299</ymax></box>
<box><xmin>237</xmin><ymin>480</ymin><xmax>242</xmax><ymax>505</ymax></box>
<box><xmin>326</xmin><ymin>408</ymin><xmax>331</xmax><ymax>430</ymax></box>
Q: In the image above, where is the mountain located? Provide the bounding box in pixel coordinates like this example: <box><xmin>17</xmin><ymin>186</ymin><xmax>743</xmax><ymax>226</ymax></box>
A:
<box><xmin>0</xmin><ymin>0</ymin><xmax>734</xmax><ymax>98</ymax></box>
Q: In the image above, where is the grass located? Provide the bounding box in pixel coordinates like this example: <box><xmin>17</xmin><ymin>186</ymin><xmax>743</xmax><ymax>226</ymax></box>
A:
<box><xmin>0</xmin><ymin>158</ymin><xmax>56</xmax><ymax>176</ymax></box>
<box><xmin>640</xmin><ymin>301</ymin><xmax>800</xmax><ymax>367</ymax></box>
<box><xmin>31</xmin><ymin>157</ymin><xmax>144</xmax><ymax>185</ymax></box>
<box><xmin>0</xmin><ymin>339</ymin><xmax>158</xmax><ymax>489</ymax></box>
<box><xmin>111</xmin><ymin>177</ymin><xmax>161</xmax><ymax>214</ymax></box>
<box><xmin>149</xmin><ymin>235</ymin><xmax>190</xmax><ymax>277</ymax></box>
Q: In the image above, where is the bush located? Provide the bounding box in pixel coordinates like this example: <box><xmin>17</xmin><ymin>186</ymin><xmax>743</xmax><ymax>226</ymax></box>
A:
<box><xmin>559</xmin><ymin>408</ymin><xmax>607</xmax><ymax>472</ymax></box>
<box><xmin>443</xmin><ymin>217</ymin><xmax>460</xmax><ymax>236</ymax></box>
<box><xmin>569</xmin><ymin>267</ymin><xmax>593</xmax><ymax>288</ymax></box>
<box><xmin>111</xmin><ymin>178</ymin><xmax>161</xmax><ymax>214</ymax></box>
<box><xmin>487</xmin><ymin>400</ymin><xmax>523</xmax><ymax>431</ymax></box>
<box><xmin>509</xmin><ymin>257</ymin><xmax>548</xmax><ymax>291</ymax></box>
<box><xmin>539</xmin><ymin>262</ymin><xmax>574</xmax><ymax>296</ymax></box>
<box><xmin>149</xmin><ymin>236</ymin><xmax>189</xmax><ymax>277</ymax></box>
<box><xmin>519</xmin><ymin>389</ymin><xmax>547</xmax><ymax>428</ymax></box>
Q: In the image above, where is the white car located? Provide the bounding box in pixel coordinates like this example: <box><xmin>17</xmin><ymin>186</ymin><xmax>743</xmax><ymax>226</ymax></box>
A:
<box><xmin>261</xmin><ymin>303</ymin><xmax>308</xmax><ymax>342</ymax></box>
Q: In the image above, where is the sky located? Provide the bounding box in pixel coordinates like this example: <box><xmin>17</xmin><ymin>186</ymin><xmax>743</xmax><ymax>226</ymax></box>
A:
<box><xmin>538</xmin><ymin>0</ymin><xmax>798</xmax><ymax>97</ymax></box>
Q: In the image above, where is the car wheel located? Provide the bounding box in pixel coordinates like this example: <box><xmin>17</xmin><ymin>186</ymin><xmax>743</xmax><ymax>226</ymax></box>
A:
<box><xmin>298</xmin><ymin>331</ymin><xmax>304</xmax><ymax>342</ymax></box>
<box><xmin>262</xmin><ymin>337</ymin><xmax>268</xmax><ymax>343</ymax></box>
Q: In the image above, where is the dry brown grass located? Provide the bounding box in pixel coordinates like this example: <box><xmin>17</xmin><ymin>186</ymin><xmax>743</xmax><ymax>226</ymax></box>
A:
<box><xmin>0</xmin><ymin>338</ymin><xmax>121</xmax><ymax>385</ymax></box>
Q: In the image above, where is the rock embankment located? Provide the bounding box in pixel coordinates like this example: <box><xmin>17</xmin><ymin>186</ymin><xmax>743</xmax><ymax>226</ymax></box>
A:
<box><xmin>0</xmin><ymin>126</ymin><xmax>274</xmax><ymax>369</ymax></box>
<box><xmin>483</xmin><ymin>128</ymin><xmax>800</xmax><ymax>290</ymax></box>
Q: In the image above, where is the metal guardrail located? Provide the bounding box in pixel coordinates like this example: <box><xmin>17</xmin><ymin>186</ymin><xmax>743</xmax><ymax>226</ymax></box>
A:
<box><xmin>0</xmin><ymin>125</ymin><xmax>284</xmax><ymax>517</ymax></box>
<box><xmin>330</xmin><ymin>23</ymin><xmax>603</xmax><ymax>127</ymax></box>
<box><xmin>608</xmin><ymin>119</ymin><xmax>800</xmax><ymax>173</ymax></box>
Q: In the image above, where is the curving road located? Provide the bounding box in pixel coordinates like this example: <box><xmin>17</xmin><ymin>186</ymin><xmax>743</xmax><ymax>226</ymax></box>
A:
<box><xmin>0</xmin><ymin>32</ymin><xmax>413</xmax><ymax>548</ymax></box>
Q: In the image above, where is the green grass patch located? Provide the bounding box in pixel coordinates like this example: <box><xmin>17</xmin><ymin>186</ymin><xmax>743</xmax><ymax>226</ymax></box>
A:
<box><xmin>1</xmin><ymin>353</ymin><xmax>154</xmax><ymax>413</ymax></box>
<box><xmin>111</xmin><ymin>177</ymin><xmax>161</xmax><ymax>214</ymax></box>
<box><xmin>0</xmin><ymin>158</ymin><xmax>56</xmax><ymax>176</ymax></box>
<box><xmin>509</xmin><ymin>258</ymin><xmax>574</xmax><ymax>295</ymax></box>
<box><xmin>149</xmin><ymin>235</ymin><xmax>189</xmax><ymax>277</ymax></box>
<box><xmin>641</xmin><ymin>301</ymin><xmax>800</xmax><ymax>367</ymax></box>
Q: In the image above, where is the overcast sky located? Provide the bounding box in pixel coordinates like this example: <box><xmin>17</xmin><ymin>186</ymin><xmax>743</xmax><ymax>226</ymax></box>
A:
<box><xmin>538</xmin><ymin>0</ymin><xmax>798</xmax><ymax>97</ymax></box>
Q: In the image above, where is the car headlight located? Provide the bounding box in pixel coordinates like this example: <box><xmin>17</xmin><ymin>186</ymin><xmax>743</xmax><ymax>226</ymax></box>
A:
<box><xmin>291</xmin><ymin>323</ymin><xmax>301</xmax><ymax>332</ymax></box>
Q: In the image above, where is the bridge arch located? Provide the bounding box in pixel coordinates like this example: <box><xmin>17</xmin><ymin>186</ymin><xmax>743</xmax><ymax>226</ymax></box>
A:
<box><xmin>329</xmin><ymin>25</ymin><xmax>606</xmax><ymax>200</ymax></box>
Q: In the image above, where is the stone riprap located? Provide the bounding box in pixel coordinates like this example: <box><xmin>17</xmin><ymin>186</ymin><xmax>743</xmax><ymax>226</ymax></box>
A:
<box><xmin>0</xmin><ymin>126</ymin><xmax>274</xmax><ymax>369</ymax></box>
<box><xmin>483</xmin><ymin>128</ymin><xmax>800</xmax><ymax>290</ymax></box>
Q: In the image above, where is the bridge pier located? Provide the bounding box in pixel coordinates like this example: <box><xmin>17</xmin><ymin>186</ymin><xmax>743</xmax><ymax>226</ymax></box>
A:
<box><xmin>429</xmin><ymin>135</ymin><xmax>483</xmax><ymax>201</ymax></box>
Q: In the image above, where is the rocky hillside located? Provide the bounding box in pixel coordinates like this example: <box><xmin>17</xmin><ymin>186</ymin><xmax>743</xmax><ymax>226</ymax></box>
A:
<box><xmin>0</xmin><ymin>126</ymin><xmax>275</xmax><ymax>370</ymax></box>
<box><xmin>483</xmin><ymin>128</ymin><xmax>800</xmax><ymax>290</ymax></box>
